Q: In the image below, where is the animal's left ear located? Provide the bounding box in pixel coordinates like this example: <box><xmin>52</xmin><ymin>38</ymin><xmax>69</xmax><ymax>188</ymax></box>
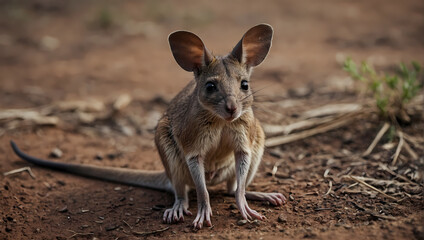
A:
<box><xmin>230</xmin><ymin>24</ymin><xmax>273</xmax><ymax>67</ymax></box>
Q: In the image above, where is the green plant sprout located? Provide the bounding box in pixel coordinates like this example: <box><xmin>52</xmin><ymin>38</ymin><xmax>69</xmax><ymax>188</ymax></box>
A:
<box><xmin>343</xmin><ymin>58</ymin><xmax>422</xmax><ymax>123</ymax></box>
<box><xmin>343</xmin><ymin>58</ymin><xmax>422</xmax><ymax>164</ymax></box>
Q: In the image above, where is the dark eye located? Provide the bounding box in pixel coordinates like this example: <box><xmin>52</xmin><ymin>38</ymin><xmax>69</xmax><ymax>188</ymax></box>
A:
<box><xmin>205</xmin><ymin>81</ymin><xmax>217</xmax><ymax>93</ymax></box>
<box><xmin>241</xmin><ymin>80</ymin><xmax>249</xmax><ymax>90</ymax></box>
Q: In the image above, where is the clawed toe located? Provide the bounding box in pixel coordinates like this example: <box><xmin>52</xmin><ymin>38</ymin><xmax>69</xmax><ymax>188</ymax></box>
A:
<box><xmin>163</xmin><ymin>201</ymin><xmax>190</xmax><ymax>224</ymax></box>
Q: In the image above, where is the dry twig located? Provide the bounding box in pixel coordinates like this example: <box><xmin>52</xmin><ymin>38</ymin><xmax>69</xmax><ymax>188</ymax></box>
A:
<box><xmin>325</xmin><ymin>181</ymin><xmax>333</xmax><ymax>195</ymax></box>
<box><xmin>363</xmin><ymin>122</ymin><xmax>390</xmax><ymax>156</ymax></box>
<box><xmin>67</xmin><ymin>230</ymin><xmax>94</xmax><ymax>239</ymax></box>
<box><xmin>345</xmin><ymin>175</ymin><xmax>399</xmax><ymax>201</ymax></box>
<box><xmin>391</xmin><ymin>130</ymin><xmax>404</xmax><ymax>166</ymax></box>
<box><xmin>266</xmin><ymin>112</ymin><xmax>361</xmax><ymax>147</ymax></box>
<box><xmin>3</xmin><ymin>167</ymin><xmax>36</xmax><ymax>179</ymax></box>
<box><xmin>379</xmin><ymin>164</ymin><xmax>420</xmax><ymax>186</ymax></box>
<box><xmin>132</xmin><ymin>227</ymin><xmax>170</xmax><ymax>236</ymax></box>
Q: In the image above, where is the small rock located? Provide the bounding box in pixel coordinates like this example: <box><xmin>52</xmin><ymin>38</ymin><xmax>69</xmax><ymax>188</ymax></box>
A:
<box><xmin>40</xmin><ymin>35</ymin><xmax>60</xmax><ymax>51</ymax></box>
<box><xmin>278</xmin><ymin>214</ymin><xmax>287</xmax><ymax>223</ymax></box>
<box><xmin>237</xmin><ymin>219</ymin><xmax>248</xmax><ymax>226</ymax></box>
<box><xmin>49</xmin><ymin>148</ymin><xmax>63</xmax><ymax>158</ymax></box>
<box><xmin>95</xmin><ymin>154</ymin><xmax>103</xmax><ymax>160</ymax></box>
<box><xmin>107</xmin><ymin>152</ymin><xmax>122</xmax><ymax>160</ymax></box>
<box><xmin>105</xmin><ymin>225</ymin><xmax>119</xmax><ymax>231</ymax></box>
<box><xmin>344</xmin><ymin>224</ymin><xmax>352</xmax><ymax>229</ymax></box>
<box><xmin>58</xmin><ymin>206</ymin><xmax>68</xmax><ymax>213</ymax></box>
<box><xmin>252</xmin><ymin>220</ymin><xmax>260</xmax><ymax>226</ymax></box>
<box><xmin>56</xmin><ymin>180</ymin><xmax>66</xmax><ymax>186</ymax></box>
<box><xmin>229</xmin><ymin>203</ymin><xmax>237</xmax><ymax>210</ymax></box>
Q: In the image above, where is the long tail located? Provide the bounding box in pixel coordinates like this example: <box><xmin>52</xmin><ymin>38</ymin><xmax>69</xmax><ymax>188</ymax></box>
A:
<box><xmin>10</xmin><ymin>141</ymin><xmax>173</xmax><ymax>192</ymax></box>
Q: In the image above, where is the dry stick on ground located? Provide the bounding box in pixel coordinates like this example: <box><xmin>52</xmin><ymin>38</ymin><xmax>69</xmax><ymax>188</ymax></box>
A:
<box><xmin>362</xmin><ymin>122</ymin><xmax>390</xmax><ymax>156</ymax></box>
<box><xmin>3</xmin><ymin>167</ymin><xmax>36</xmax><ymax>179</ymax></box>
<box><xmin>263</xmin><ymin>115</ymin><xmax>337</xmax><ymax>136</ymax></box>
<box><xmin>132</xmin><ymin>227</ymin><xmax>170</xmax><ymax>236</ymax></box>
<box><xmin>347</xmin><ymin>175</ymin><xmax>399</xmax><ymax>201</ymax></box>
<box><xmin>379</xmin><ymin>164</ymin><xmax>421</xmax><ymax>186</ymax></box>
<box><xmin>403</xmin><ymin>140</ymin><xmax>419</xmax><ymax>160</ymax></box>
<box><xmin>391</xmin><ymin>130</ymin><xmax>405</xmax><ymax>166</ymax></box>
<box><xmin>265</xmin><ymin>111</ymin><xmax>363</xmax><ymax>147</ymax></box>
<box><xmin>67</xmin><ymin>230</ymin><xmax>94</xmax><ymax>239</ymax></box>
<box><xmin>325</xmin><ymin>181</ymin><xmax>333</xmax><ymax>195</ymax></box>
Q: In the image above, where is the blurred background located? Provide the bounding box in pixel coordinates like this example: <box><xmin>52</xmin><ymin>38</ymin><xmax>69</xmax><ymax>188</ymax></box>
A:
<box><xmin>1</xmin><ymin>0</ymin><xmax>423</xmax><ymax>108</ymax></box>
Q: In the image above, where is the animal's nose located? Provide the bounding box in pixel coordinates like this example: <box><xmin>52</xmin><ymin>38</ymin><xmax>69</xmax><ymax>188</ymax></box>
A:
<box><xmin>225</xmin><ymin>97</ymin><xmax>237</xmax><ymax>114</ymax></box>
<box><xmin>225</xmin><ymin>104</ymin><xmax>237</xmax><ymax>114</ymax></box>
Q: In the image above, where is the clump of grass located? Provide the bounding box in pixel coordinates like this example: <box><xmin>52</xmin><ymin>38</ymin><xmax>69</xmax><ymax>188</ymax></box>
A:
<box><xmin>343</xmin><ymin>58</ymin><xmax>422</xmax><ymax>163</ymax></box>
<box><xmin>343</xmin><ymin>58</ymin><xmax>422</xmax><ymax>123</ymax></box>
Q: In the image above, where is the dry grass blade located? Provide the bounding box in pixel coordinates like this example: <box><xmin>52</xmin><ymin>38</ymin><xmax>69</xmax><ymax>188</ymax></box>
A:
<box><xmin>391</xmin><ymin>130</ymin><xmax>404</xmax><ymax>166</ymax></box>
<box><xmin>379</xmin><ymin>164</ymin><xmax>421</xmax><ymax>186</ymax></box>
<box><xmin>132</xmin><ymin>227</ymin><xmax>170</xmax><ymax>236</ymax></box>
<box><xmin>403</xmin><ymin>141</ymin><xmax>418</xmax><ymax>160</ymax></box>
<box><xmin>265</xmin><ymin>112</ymin><xmax>361</xmax><ymax>147</ymax></box>
<box><xmin>364</xmin><ymin>210</ymin><xmax>397</xmax><ymax>221</ymax></box>
<box><xmin>0</xmin><ymin>109</ymin><xmax>59</xmax><ymax>125</ymax></box>
<box><xmin>325</xmin><ymin>181</ymin><xmax>332</xmax><ymax>195</ymax></box>
<box><xmin>346</xmin><ymin>175</ymin><xmax>399</xmax><ymax>201</ymax></box>
<box><xmin>403</xmin><ymin>133</ymin><xmax>424</xmax><ymax>150</ymax></box>
<box><xmin>3</xmin><ymin>167</ymin><xmax>36</xmax><ymax>179</ymax></box>
<box><xmin>263</xmin><ymin>115</ymin><xmax>336</xmax><ymax>136</ymax></box>
<box><xmin>362</xmin><ymin>122</ymin><xmax>390</xmax><ymax>156</ymax></box>
<box><xmin>55</xmin><ymin>99</ymin><xmax>105</xmax><ymax>112</ymax></box>
<box><xmin>301</xmin><ymin>103</ymin><xmax>362</xmax><ymax>119</ymax></box>
<box><xmin>66</xmin><ymin>230</ymin><xmax>94</xmax><ymax>239</ymax></box>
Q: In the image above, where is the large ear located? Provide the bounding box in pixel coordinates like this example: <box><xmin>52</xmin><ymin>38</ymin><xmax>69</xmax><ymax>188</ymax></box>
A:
<box><xmin>168</xmin><ymin>31</ymin><xmax>214</xmax><ymax>72</ymax></box>
<box><xmin>231</xmin><ymin>24</ymin><xmax>273</xmax><ymax>67</ymax></box>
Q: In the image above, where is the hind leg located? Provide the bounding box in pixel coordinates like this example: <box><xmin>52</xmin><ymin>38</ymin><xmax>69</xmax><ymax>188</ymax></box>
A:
<box><xmin>228</xmin><ymin>128</ymin><xmax>286</xmax><ymax>211</ymax></box>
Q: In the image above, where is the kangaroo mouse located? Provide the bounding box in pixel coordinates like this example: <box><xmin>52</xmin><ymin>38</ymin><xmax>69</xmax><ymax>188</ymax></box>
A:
<box><xmin>11</xmin><ymin>24</ymin><xmax>286</xmax><ymax>229</ymax></box>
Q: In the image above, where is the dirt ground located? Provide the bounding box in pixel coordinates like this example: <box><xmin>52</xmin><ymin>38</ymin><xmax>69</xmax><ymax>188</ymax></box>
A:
<box><xmin>1</xmin><ymin>0</ymin><xmax>423</xmax><ymax>239</ymax></box>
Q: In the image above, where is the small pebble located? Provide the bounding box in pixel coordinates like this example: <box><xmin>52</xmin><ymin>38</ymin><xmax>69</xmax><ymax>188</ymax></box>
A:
<box><xmin>95</xmin><ymin>154</ymin><xmax>103</xmax><ymax>160</ymax></box>
<box><xmin>49</xmin><ymin>148</ymin><xmax>63</xmax><ymax>158</ymax></box>
<box><xmin>229</xmin><ymin>203</ymin><xmax>237</xmax><ymax>210</ymax></box>
<box><xmin>252</xmin><ymin>220</ymin><xmax>260</xmax><ymax>226</ymax></box>
<box><xmin>278</xmin><ymin>214</ymin><xmax>287</xmax><ymax>223</ymax></box>
<box><xmin>56</xmin><ymin>180</ymin><xmax>66</xmax><ymax>186</ymax></box>
<box><xmin>58</xmin><ymin>206</ymin><xmax>68</xmax><ymax>213</ymax></box>
<box><xmin>237</xmin><ymin>219</ymin><xmax>248</xmax><ymax>226</ymax></box>
<box><xmin>105</xmin><ymin>225</ymin><xmax>119</xmax><ymax>231</ymax></box>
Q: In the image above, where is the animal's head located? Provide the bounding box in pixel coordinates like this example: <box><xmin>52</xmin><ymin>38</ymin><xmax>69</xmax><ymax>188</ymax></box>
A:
<box><xmin>169</xmin><ymin>24</ymin><xmax>273</xmax><ymax>122</ymax></box>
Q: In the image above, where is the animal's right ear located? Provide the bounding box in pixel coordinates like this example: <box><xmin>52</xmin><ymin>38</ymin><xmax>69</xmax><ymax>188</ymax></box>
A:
<box><xmin>168</xmin><ymin>31</ymin><xmax>214</xmax><ymax>73</ymax></box>
<box><xmin>230</xmin><ymin>24</ymin><xmax>273</xmax><ymax>68</ymax></box>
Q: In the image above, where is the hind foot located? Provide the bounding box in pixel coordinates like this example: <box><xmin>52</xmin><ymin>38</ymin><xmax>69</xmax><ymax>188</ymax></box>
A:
<box><xmin>246</xmin><ymin>191</ymin><xmax>286</xmax><ymax>206</ymax></box>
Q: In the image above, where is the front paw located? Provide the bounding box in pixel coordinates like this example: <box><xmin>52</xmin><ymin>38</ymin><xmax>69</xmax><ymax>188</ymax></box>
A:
<box><xmin>193</xmin><ymin>202</ymin><xmax>212</xmax><ymax>229</ymax></box>
<box><xmin>236</xmin><ymin>195</ymin><xmax>265</xmax><ymax>221</ymax></box>
<box><xmin>163</xmin><ymin>199</ymin><xmax>192</xmax><ymax>224</ymax></box>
